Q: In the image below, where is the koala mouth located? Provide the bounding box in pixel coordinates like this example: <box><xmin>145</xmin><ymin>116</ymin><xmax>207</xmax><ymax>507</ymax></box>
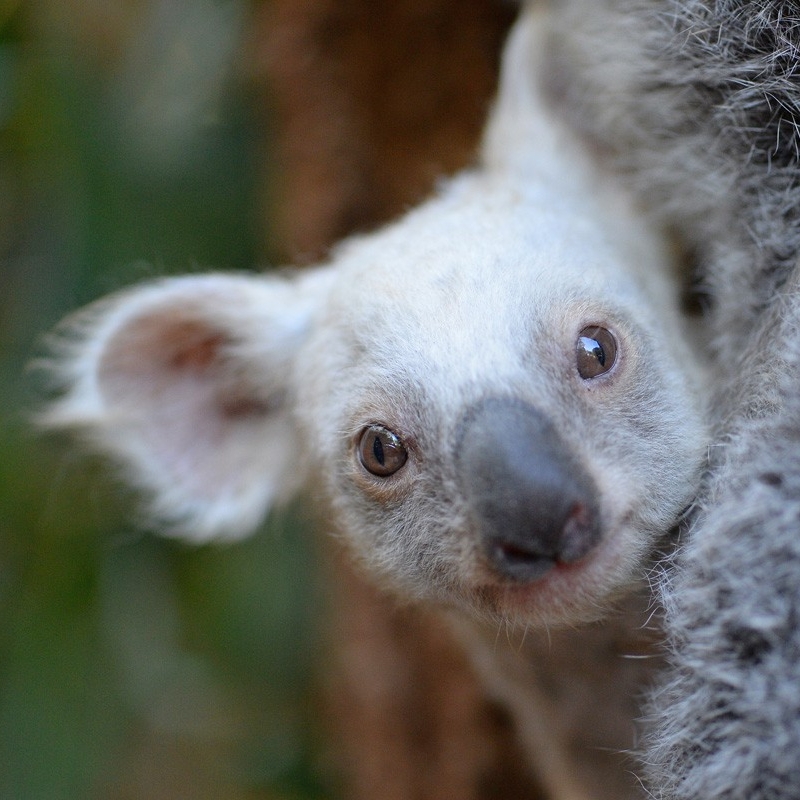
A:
<box><xmin>468</xmin><ymin>533</ymin><xmax>632</xmax><ymax>627</ymax></box>
<box><xmin>488</xmin><ymin>540</ymin><xmax>559</xmax><ymax>583</ymax></box>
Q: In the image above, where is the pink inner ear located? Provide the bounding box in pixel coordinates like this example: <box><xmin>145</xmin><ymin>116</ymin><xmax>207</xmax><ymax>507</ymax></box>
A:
<box><xmin>99</xmin><ymin>312</ymin><xmax>231</xmax><ymax>386</ymax></box>
<box><xmin>94</xmin><ymin>309</ymin><xmax>278</xmax><ymax>506</ymax></box>
<box><xmin>139</xmin><ymin>317</ymin><xmax>276</xmax><ymax>420</ymax></box>
<box><xmin>98</xmin><ymin>311</ymin><xmax>233</xmax><ymax>443</ymax></box>
<box><xmin>164</xmin><ymin>320</ymin><xmax>229</xmax><ymax>372</ymax></box>
<box><xmin>98</xmin><ymin>311</ymin><xmax>273</xmax><ymax>419</ymax></box>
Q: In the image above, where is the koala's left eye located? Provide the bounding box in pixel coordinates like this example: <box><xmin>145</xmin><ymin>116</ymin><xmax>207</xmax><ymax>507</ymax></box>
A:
<box><xmin>576</xmin><ymin>326</ymin><xmax>617</xmax><ymax>379</ymax></box>
<box><xmin>358</xmin><ymin>425</ymin><xmax>408</xmax><ymax>477</ymax></box>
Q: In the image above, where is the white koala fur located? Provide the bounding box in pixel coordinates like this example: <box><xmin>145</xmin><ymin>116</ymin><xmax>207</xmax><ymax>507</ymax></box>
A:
<box><xmin>42</xmin><ymin>6</ymin><xmax>711</xmax><ymax>799</ymax></box>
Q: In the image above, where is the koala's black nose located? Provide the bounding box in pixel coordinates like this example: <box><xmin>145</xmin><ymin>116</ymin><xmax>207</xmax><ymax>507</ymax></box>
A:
<box><xmin>455</xmin><ymin>398</ymin><xmax>601</xmax><ymax>583</ymax></box>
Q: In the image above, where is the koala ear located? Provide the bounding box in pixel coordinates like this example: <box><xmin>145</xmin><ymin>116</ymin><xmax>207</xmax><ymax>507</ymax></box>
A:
<box><xmin>481</xmin><ymin>7</ymin><xmax>569</xmax><ymax>176</ymax></box>
<box><xmin>40</xmin><ymin>269</ymin><xmax>331</xmax><ymax>541</ymax></box>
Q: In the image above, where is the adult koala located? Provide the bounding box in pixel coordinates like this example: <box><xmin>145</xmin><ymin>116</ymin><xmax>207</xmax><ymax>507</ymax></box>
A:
<box><xmin>39</xmin><ymin>5</ymin><xmax>708</xmax><ymax>799</ymax></box>
<box><xmin>546</xmin><ymin>0</ymin><xmax>800</xmax><ymax>796</ymax></box>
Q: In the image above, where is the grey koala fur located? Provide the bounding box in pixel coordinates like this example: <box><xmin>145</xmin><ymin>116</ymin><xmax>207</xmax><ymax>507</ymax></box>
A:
<box><xmin>646</xmin><ymin>285</ymin><xmax>800</xmax><ymax>798</ymax></box>
<box><xmin>545</xmin><ymin>1</ymin><xmax>800</xmax><ymax>796</ymax></box>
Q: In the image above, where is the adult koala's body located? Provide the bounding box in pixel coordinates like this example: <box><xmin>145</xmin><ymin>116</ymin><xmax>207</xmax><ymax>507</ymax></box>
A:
<box><xmin>546</xmin><ymin>1</ymin><xmax>800</xmax><ymax>796</ymax></box>
<box><xmin>41</xmin><ymin>7</ymin><xmax>708</xmax><ymax>799</ymax></box>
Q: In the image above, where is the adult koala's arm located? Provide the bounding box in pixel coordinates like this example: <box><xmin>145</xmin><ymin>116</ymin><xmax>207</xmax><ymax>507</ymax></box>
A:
<box><xmin>644</xmin><ymin>274</ymin><xmax>800</xmax><ymax>798</ymax></box>
<box><xmin>545</xmin><ymin>1</ymin><xmax>800</xmax><ymax>795</ymax></box>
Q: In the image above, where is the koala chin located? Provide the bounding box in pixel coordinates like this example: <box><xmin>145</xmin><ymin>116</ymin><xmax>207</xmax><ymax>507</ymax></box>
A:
<box><xmin>39</xmin><ymin>7</ymin><xmax>708</xmax><ymax>631</ymax></box>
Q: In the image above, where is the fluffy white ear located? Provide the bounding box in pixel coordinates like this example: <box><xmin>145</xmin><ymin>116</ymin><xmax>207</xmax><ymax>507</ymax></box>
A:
<box><xmin>40</xmin><ymin>270</ymin><xmax>330</xmax><ymax>541</ymax></box>
<box><xmin>481</xmin><ymin>6</ymin><xmax>574</xmax><ymax>177</ymax></box>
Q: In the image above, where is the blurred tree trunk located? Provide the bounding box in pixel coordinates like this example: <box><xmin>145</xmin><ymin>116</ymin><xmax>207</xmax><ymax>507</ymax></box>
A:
<box><xmin>248</xmin><ymin>2</ymin><xmax>546</xmax><ymax>798</ymax></box>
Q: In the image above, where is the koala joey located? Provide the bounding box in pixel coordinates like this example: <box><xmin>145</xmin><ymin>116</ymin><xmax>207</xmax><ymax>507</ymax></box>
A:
<box><xmin>41</xmin><ymin>7</ymin><xmax>708</xmax><ymax>795</ymax></box>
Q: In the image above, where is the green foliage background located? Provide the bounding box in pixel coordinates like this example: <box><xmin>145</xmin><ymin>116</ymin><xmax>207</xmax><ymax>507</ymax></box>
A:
<box><xmin>0</xmin><ymin>2</ymin><xmax>329</xmax><ymax>797</ymax></box>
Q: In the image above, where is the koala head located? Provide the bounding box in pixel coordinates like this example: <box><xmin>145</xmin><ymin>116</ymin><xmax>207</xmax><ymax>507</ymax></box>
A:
<box><xmin>39</xmin><ymin>8</ymin><xmax>708</xmax><ymax>628</ymax></box>
<box><xmin>41</xmin><ymin>162</ymin><xmax>707</xmax><ymax>628</ymax></box>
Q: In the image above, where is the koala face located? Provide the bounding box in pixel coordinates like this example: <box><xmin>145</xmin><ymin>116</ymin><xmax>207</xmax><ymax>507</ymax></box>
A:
<box><xmin>290</xmin><ymin>174</ymin><xmax>707</xmax><ymax>626</ymax></box>
<box><xmin>40</xmin><ymin>7</ymin><xmax>708</xmax><ymax>628</ymax></box>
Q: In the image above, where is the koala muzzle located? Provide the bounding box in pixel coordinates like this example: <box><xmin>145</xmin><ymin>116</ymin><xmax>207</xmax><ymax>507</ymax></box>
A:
<box><xmin>456</xmin><ymin>398</ymin><xmax>601</xmax><ymax>583</ymax></box>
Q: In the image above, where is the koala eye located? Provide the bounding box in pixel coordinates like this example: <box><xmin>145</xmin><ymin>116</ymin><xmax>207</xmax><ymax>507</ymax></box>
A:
<box><xmin>358</xmin><ymin>425</ymin><xmax>408</xmax><ymax>477</ymax></box>
<box><xmin>576</xmin><ymin>326</ymin><xmax>617</xmax><ymax>379</ymax></box>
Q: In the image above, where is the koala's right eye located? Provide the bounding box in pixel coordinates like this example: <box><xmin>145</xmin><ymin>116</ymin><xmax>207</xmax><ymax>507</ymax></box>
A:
<box><xmin>358</xmin><ymin>425</ymin><xmax>408</xmax><ymax>477</ymax></box>
<box><xmin>576</xmin><ymin>325</ymin><xmax>618</xmax><ymax>379</ymax></box>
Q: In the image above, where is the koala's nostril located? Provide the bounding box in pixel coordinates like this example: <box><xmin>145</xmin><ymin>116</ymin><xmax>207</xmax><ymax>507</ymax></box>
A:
<box><xmin>486</xmin><ymin>501</ymin><xmax>598</xmax><ymax>583</ymax></box>
<box><xmin>560</xmin><ymin>502</ymin><xmax>597</xmax><ymax>563</ymax></box>
<box><xmin>488</xmin><ymin>538</ymin><xmax>556</xmax><ymax>582</ymax></box>
<box><xmin>455</xmin><ymin>397</ymin><xmax>602</xmax><ymax>584</ymax></box>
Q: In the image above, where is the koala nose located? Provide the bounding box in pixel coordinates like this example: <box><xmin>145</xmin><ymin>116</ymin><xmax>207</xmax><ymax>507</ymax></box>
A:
<box><xmin>455</xmin><ymin>398</ymin><xmax>601</xmax><ymax>583</ymax></box>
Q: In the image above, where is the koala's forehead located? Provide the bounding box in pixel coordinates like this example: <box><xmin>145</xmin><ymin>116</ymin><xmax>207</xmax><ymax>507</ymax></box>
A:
<box><xmin>296</xmin><ymin>175</ymin><xmax>665</xmax><ymax>449</ymax></box>
<box><xmin>321</xmin><ymin>185</ymin><xmax>632</xmax><ymax>375</ymax></box>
